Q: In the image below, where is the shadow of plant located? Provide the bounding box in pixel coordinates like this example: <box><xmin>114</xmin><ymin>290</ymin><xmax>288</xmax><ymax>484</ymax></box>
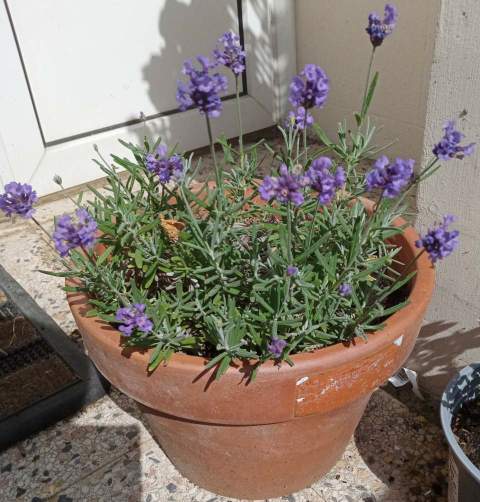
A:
<box><xmin>127</xmin><ymin>0</ymin><xmax>242</xmax><ymax>147</ymax></box>
<box><xmin>408</xmin><ymin>322</ymin><xmax>480</xmax><ymax>397</ymax></box>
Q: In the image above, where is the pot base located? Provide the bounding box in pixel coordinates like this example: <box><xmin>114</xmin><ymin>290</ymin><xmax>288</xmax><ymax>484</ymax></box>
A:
<box><xmin>140</xmin><ymin>395</ymin><xmax>370</xmax><ymax>499</ymax></box>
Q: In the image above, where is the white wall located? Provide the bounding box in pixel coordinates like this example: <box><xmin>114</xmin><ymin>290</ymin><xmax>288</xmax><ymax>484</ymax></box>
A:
<box><xmin>295</xmin><ymin>0</ymin><xmax>440</xmax><ymax>161</ymax></box>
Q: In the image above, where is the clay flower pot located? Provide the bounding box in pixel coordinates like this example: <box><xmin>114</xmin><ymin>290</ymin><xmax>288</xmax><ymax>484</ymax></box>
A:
<box><xmin>67</xmin><ymin>213</ymin><xmax>434</xmax><ymax>499</ymax></box>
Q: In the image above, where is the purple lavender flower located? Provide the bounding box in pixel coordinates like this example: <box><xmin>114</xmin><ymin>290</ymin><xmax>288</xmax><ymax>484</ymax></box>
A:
<box><xmin>306</xmin><ymin>157</ymin><xmax>346</xmax><ymax>205</ymax></box>
<box><xmin>259</xmin><ymin>164</ymin><xmax>308</xmax><ymax>206</ymax></box>
<box><xmin>0</xmin><ymin>182</ymin><xmax>37</xmax><ymax>218</ymax></box>
<box><xmin>213</xmin><ymin>31</ymin><xmax>246</xmax><ymax>76</ymax></box>
<box><xmin>145</xmin><ymin>144</ymin><xmax>184</xmax><ymax>183</ymax></box>
<box><xmin>289</xmin><ymin>64</ymin><xmax>329</xmax><ymax>110</ymax></box>
<box><xmin>286</xmin><ymin>106</ymin><xmax>314</xmax><ymax>130</ymax></box>
<box><xmin>365</xmin><ymin>156</ymin><xmax>414</xmax><ymax>198</ymax></box>
<box><xmin>268</xmin><ymin>337</ymin><xmax>287</xmax><ymax>358</ymax></box>
<box><xmin>432</xmin><ymin>121</ymin><xmax>476</xmax><ymax>161</ymax></box>
<box><xmin>339</xmin><ymin>283</ymin><xmax>353</xmax><ymax>297</ymax></box>
<box><xmin>415</xmin><ymin>215</ymin><xmax>459</xmax><ymax>263</ymax></box>
<box><xmin>287</xmin><ymin>266</ymin><xmax>299</xmax><ymax>277</ymax></box>
<box><xmin>334</xmin><ymin>166</ymin><xmax>347</xmax><ymax>188</ymax></box>
<box><xmin>176</xmin><ymin>56</ymin><xmax>228</xmax><ymax>118</ymax></box>
<box><xmin>115</xmin><ymin>304</ymin><xmax>153</xmax><ymax>336</ymax></box>
<box><xmin>53</xmin><ymin>208</ymin><xmax>97</xmax><ymax>257</ymax></box>
<box><xmin>366</xmin><ymin>4</ymin><xmax>398</xmax><ymax>47</ymax></box>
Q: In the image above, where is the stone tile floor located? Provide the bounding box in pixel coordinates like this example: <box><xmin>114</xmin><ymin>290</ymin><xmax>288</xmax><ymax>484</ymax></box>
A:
<box><xmin>0</xmin><ymin>145</ymin><xmax>443</xmax><ymax>502</ymax></box>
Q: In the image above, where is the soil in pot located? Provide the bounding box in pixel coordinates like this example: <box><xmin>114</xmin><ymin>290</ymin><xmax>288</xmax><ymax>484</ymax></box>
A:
<box><xmin>452</xmin><ymin>396</ymin><xmax>480</xmax><ymax>468</ymax></box>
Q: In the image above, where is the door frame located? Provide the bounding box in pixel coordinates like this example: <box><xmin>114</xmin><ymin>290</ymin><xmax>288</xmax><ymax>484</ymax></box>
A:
<box><xmin>0</xmin><ymin>0</ymin><xmax>296</xmax><ymax>196</ymax></box>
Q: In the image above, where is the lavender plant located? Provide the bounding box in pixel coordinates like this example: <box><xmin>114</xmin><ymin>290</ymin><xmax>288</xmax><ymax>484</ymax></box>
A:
<box><xmin>0</xmin><ymin>12</ymin><xmax>475</xmax><ymax>378</ymax></box>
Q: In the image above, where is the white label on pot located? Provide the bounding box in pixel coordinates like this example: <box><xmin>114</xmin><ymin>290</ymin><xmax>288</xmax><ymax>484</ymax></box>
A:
<box><xmin>449</xmin><ymin>454</ymin><xmax>459</xmax><ymax>502</ymax></box>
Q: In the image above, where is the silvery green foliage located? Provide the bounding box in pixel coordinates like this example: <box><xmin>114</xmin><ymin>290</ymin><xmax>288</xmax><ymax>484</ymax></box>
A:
<box><xmin>51</xmin><ymin>117</ymin><xmax>415</xmax><ymax>378</ymax></box>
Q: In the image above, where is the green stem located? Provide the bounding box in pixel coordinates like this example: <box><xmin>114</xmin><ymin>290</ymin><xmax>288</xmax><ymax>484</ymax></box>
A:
<box><xmin>80</xmin><ymin>244</ymin><xmax>97</xmax><ymax>268</ymax></box>
<box><xmin>402</xmin><ymin>248</ymin><xmax>426</xmax><ymax>274</ymax></box>
<box><xmin>54</xmin><ymin>180</ymin><xmax>83</xmax><ymax>209</ymax></box>
<box><xmin>284</xmin><ymin>207</ymin><xmax>300</xmax><ymax>310</ymax></box>
<box><xmin>416</xmin><ymin>158</ymin><xmax>440</xmax><ymax>183</ymax></box>
<box><xmin>31</xmin><ymin>216</ymin><xmax>52</xmax><ymax>240</ymax></box>
<box><xmin>303</xmin><ymin>114</ymin><xmax>308</xmax><ymax>162</ymax></box>
<box><xmin>286</xmin><ymin>203</ymin><xmax>293</xmax><ymax>264</ymax></box>
<box><xmin>363</xmin><ymin>191</ymin><xmax>383</xmax><ymax>244</ymax></box>
<box><xmin>205</xmin><ymin>116</ymin><xmax>222</xmax><ymax>210</ymax></box>
<box><xmin>295</xmin><ymin>132</ymin><xmax>300</xmax><ymax>162</ymax></box>
<box><xmin>361</xmin><ymin>48</ymin><xmax>376</xmax><ymax>114</ymax></box>
<box><xmin>235</xmin><ymin>76</ymin><xmax>244</xmax><ymax>169</ymax></box>
<box><xmin>388</xmin><ymin>157</ymin><xmax>440</xmax><ymax>217</ymax></box>
<box><xmin>306</xmin><ymin>199</ymin><xmax>321</xmax><ymax>251</ymax></box>
<box><xmin>30</xmin><ymin>216</ymin><xmax>61</xmax><ymax>256</ymax></box>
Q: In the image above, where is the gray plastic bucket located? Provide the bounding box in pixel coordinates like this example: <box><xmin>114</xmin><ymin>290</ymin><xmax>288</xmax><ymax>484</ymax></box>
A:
<box><xmin>440</xmin><ymin>364</ymin><xmax>480</xmax><ymax>501</ymax></box>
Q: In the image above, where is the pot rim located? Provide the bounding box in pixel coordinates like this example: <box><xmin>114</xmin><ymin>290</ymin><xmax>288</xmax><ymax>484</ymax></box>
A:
<box><xmin>440</xmin><ymin>363</ymin><xmax>480</xmax><ymax>482</ymax></box>
<box><xmin>67</xmin><ymin>209</ymin><xmax>435</xmax><ymax>377</ymax></box>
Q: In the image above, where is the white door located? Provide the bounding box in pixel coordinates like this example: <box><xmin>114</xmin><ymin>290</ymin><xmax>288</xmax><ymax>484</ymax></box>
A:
<box><xmin>0</xmin><ymin>0</ymin><xmax>295</xmax><ymax>196</ymax></box>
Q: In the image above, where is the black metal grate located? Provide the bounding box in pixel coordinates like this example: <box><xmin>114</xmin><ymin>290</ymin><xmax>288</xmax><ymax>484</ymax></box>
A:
<box><xmin>0</xmin><ymin>300</ymin><xmax>21</xmax><ymax>321</ymax></box>
<box><xmin>0</xmin><ymin>265</ymin><xmax>108</xmax><ymax>449</ymax></box>
<box><xmin>0</xmin><ymin>338</ymin><xmax>54</xmax><ymax>378</ymax></box>
<box><xmin>0</xmin><ymin>296</ymin><xmax>80</xmax><ymax>420</ymax></box>
<box><xmin>0</xmin><ymin>300</ymin><xmax>55</xmax><ymax>378</ymax></box>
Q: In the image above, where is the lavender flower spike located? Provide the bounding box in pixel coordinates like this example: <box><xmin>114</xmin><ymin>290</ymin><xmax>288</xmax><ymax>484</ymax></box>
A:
<box><xmin>366</xmin><ymin>4</ymin><xmax>398</xmax><ymax>47</ymax></box>
<box><xmin>287</xmin><ymin>266</ymin><xmax>299</xmax><ymax>277</ymax></box>
<box><xmin>115</xmin><ymin>304</ymin><xmax>153</xmax><ymax>336</ymax></box>
<box><xmin>259</xmin><ymin>164</ymin><xmax>308</xmax><ymax>206</ymax></box>
<box><xmin>268</xmin><ymin>337</ymin><xmax>287</xmax><ymax>358</ymax></box>
<box><xmin>365</xmin><ymin>156</ymin><xmax>414</xmax><ymax>198</ymax></box>
<box><xmin>286</xmin><ymin>107</ymin><xmax>314</xmax><ymax>130</ymax></box>
<box><xmin>415</xmin><ymin>215</ymin><xmax>459</xmax><ymax>263</ymax></box>
<box><xmin>289</xmin><ymin>64</ymin><xmax>329</xmax><ymax>110</ymax></box>
<box><xmin>213</xmin><ymin>31</ymin><xmax>246</xmax><ymax>76</ymax></box>
<box><xmin>432</xmin><ymin>120</ymin><xmax>476</xmax><ymax>161</ymax></box>
<box><xmin>53</xmin><ymin>208</ymin><xmax>97</xmax><ymax>257</ymax></box>
<box><xmin>338</xmin><ymin>283</ymin><xmax>353</xmax><ymax>297</ymax></box>
<box><xmin>306</xmin><ymin>157</ymin><xmax>346</xmax><ymax>205</ymax></box>
<box><xmin>145</xmin><ymin>144</ymin><xmax>184</xmax><ymax>184</ymax></box>
<box><xmin>0</xmin><ymin>182</ymin><xmax>37</xmax><ymax>218</ymax></box>
<box><xmin>176</xmin><ymin>56</ymin><xmax>228</xmax><ymax>118</ymax></box>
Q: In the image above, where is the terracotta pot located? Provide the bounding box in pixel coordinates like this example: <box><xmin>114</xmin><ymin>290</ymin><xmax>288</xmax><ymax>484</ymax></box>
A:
<box><xmin>67</xmin><ymin>211</ymin><xmax>435</xmax><ymax>499</ymax></box>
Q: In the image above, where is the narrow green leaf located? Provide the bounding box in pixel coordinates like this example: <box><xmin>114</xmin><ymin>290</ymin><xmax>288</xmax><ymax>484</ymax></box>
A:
<box><xmin>313</xmin><ymin>124</ymin><xmax>333</xmax><ymax>146</ymax></box>
<box><xmin>96</xmin><ymin>245</ymin><xmax>114</xmax><ymax>266</ymax></box>
<box><xmin>361</xmin><ymin>71</ymin><xmax>379</xmax><ymax>118</ymax></box>
<box><xmin>215</xmin><ymin>355</ymin><xmax>231</xmax><ymax>380</ymax></box>
<box><xmin>204</xmin><ymin>351</ymin><xmax>228</xmax><ymax>370</ymax></box>
<box><xmin>148</xmin><ymin>344</ymin><xmax>164</xmax><ymax>372</ymax></box>
<box><xmin>134</xmin><ymin>249</ymin><xmax>144</xmax><ymax>268</ymax></box>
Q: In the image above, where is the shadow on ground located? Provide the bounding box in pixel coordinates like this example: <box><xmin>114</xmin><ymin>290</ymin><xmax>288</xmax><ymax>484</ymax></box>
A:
<box><xmin>355</xmin><ymin>390</ymin><xmax>448</xmax><ymax>502</ymax></box>
<box><xmin>0</xmin><ymin>424</ymin><xmax>142</xmax><ymax>501</ymax></box>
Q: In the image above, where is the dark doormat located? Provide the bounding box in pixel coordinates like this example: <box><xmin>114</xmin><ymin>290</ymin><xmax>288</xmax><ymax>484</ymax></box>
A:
<box><xmin>0</xmin><ymin>265</ymin><xmax>109</xmax><ymax>450</ymax></box>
